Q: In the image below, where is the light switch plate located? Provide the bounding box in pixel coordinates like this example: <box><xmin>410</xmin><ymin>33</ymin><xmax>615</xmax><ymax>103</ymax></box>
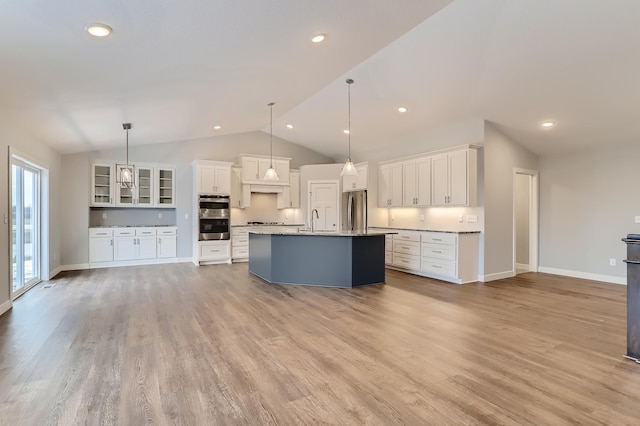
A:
<box><xmin>635</xmin><ymin>216</ymin><xmax>640</xmax><ymax>224</ymax></box>
<box><xmin>102</xmin><ymin>213</ymin><xmax>107</xmax><ymax>219</ymax></box>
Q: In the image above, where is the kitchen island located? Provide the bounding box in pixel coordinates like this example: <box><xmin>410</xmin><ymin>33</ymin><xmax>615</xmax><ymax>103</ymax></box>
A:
<box><xmin>248</xmin><ymin>231</ymin><xmax>389</xmax><ymax>288</ymax></box>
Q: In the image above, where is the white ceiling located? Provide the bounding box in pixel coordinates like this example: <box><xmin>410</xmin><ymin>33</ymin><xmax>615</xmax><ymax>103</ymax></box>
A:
<box><xmin>3</xmin><ymin>0</ymin><xmax>640</xmax><ymax>159</ymax></box>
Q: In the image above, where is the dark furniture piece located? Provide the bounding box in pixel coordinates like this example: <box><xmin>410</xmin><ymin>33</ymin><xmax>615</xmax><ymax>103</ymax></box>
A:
<box><xmin>623</xmin><ymin>234</ymin><xmax>640</xmax><ymax>362</ymax></box>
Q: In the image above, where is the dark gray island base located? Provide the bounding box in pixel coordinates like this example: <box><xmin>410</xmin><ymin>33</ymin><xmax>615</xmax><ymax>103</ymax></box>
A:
<box><xmin>249</xmin><ymin>232</ymin><xmax>386</xmax><ymax>288</ymax></box>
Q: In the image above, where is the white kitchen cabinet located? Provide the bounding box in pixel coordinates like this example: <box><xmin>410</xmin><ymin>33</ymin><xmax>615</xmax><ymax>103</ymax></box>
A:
<box><xmin>231</xmin><ymin>227</ymin><xmax>250</xmax><ymax>262</ymax></box>
<box><xmin>238</xmin><ymin>155</ymin><xmax>290</xmax><ymax>185</ymax></box>
<box><xmin>116</xmin><ymin>164</ymin><xmax>154</xmax><ymax>207</ymax></box>
<box><xmin>231</xmin><ymin>166</ymin><xmax>251</xmax><ymax>208</ymax></box>
<box><xmin>89</xmin><ymin>228</ymin><xmax>114</xmax><ymax>263</ymax></box>
<box><xmin>155</xmin><ymin>166</ymin><xmax>176</xmax><ymax>207</ymax></box>
<box><xmin>157</xmin><ymin>227</ymin><xmax>177</xmax><ymax>258</ymax></box>
<box><xmin>342</xmin><ymin>162</ymin><xmax>368</xmax><ymax>192</ymax></box>
<box><xmin>90</xmin><ymin>163</ymin><xmax>114</xmax><ymax>206</ymax></box>
<box><xmin>402</xmin><ymin>157</ymin><xmax>431</xmax><ymax>207</ymax></box>
<box><xmin>198</xmin><ymin>241</ymin><xmax>231</xmax><ymax>263</ymax></box>
<box><xmin>277</xmin><ymin>170</ymin><xmax>300</xmax><ymax>209</ymax></box>
<box><xmin>432</xmin><ymin>149</ymin><xmax>477</xmax><ymax>206</ymax></box>
<box><xmin>193</xmin><ymin>160</ymin><xmax>232</xmax><ymax>195</ymax></box>
<box><xmin>378</xmin><ymin>162</ymin><xmax>402</xmax><ymax>207</ymax></box>
<box><xmin>114</xmin><ymin>227</ymin><xmax>157</xmax><ymax>261</ymax></box>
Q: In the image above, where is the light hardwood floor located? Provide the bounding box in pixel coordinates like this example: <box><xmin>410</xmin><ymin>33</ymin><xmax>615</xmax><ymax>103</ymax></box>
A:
<box><xmin>1</xmin><ymin>264</ymin><xmax>639</xmax><ymax>425</ymax></box>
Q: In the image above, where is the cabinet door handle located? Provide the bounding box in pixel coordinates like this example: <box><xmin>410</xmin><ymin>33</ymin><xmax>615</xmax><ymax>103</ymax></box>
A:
<box><xmin>110</xmin><ymin>239</ymin><xmax>113</xmax><ymax>246</ymax></box>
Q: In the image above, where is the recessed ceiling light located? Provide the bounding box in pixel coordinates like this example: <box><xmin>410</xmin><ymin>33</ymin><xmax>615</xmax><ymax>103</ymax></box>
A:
<box><xmin>213</xmin><ymin>125</ymin><xmax>221</xmax><ymax>130</ymax></box>
<box><xmin>84</xmin><ymin>23</ymin><xmax>112</xmax><ymax>37</ymax></box>
<box><xmin>541</xmin><ymin>120</ymin><xmax>556</xmax><ymax>129</ymax></box>
<box><xmin>286</xmin><ymin>124</ymin><xmax>294</xmax><ymax>129</ymax></box>
<box><xmin>398</xmin><ymin>106</ymin><xmax>408</xmax><ymax>113</ymax></box>
<box><xmin>311</xmin><ymin>33</ymin><xmax>327</xmax><ymax>43</ymax></box>
<box><xmin>343</xmin><ymin>129</ymin><xmax>350</xmax><ymax>134</ymax></box>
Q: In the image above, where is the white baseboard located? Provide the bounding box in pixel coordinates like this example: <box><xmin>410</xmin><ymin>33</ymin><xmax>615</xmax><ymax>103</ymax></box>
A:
<box><xmin>480</xmin><ymin>270</ymin><xmax>515</xmax><ymax>282</ymax></box>
<box><xmin>516</xmin><ymin>263</ymin><xmax>529</xmax><ymax>272</ymax></box>
<box><xmin>176</xmin><ymin>257</ymin><xmax>194</xmax><ymax>264</ymax></box>
<box><xmin>538</xmin><ymin>266</ymin><xmax>626</xmax><ymax>285</ymax></box>
<box><xmin>48</xmin><ymin>265</ymin><xmax>64</xmax><ymax>280</ymax></box>
<box><xmin>0</xmin><ymin>299</ymin><xmax>12</xmax><ymax>317</ymax></box>
<box><xmin>59</xmin><ymin>263</ymin><xmax>91</xmax><ymax>272</ymax></box>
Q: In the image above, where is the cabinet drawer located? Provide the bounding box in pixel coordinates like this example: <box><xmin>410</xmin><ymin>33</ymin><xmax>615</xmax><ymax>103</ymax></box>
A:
<box><xmin>135</xmin><ymin>228</ymin><xmax>157</xmax><ymax>236</ymax></box>
<box><xmin>385</xmin><ymin>251</ymin><xmax>392</xmax><ymax>265</ymax></box>
<box><xmin>393</xmin><ymin>240</ymin><xmax>421</xmax><ymax>256</ymax></box>
<box><xmin>232</xmin><ymin>227</ymin><xmax>249</xmax><ymax>236</ymax></box>
<box><xmin>394</xmin><ymin>232</ymin><xmax>421</xmax><ymax>242</ymax></box>
<box><xmin>232</xmin><ymin>235</ymin><xmax>249</xmax><ymax>246</ymax></box>
<box><xmin>422</xmin><ymin>232</ymin><xmax>457</xmax><ymax>245</ymax></box>
<box><xmin>157</xmin><ymin>227</ymin><xmax>177</xmax><ymax>236</ymax></box>
<box><xmin>421</xmin><ymin>258</ymin><xmax>456</xmax><ymax>277</ymax></box>
<box><xmin>89</xmin><ymin>228</ymin><xmax>113</xmax><ymax>237</ymax></box>
<box><xmin>421</xmin><ymin>243</ymin><xmax>456</xmax><ymax>261</ymax></box>
<box><xmin>113</xmin><ymin>228</ymin><xmax>135</xmax><ymax>237</ymax></box>
<box><xmin>393</xmin><ymin>253</ymin><xmax>420</xmax><ymax>270</ymax></box>
<box><xmin>232</xmin><ymin>247</ymin><xmax>249</xmax><ymax>258</ymax></box>
<box><xmin>200</xmin><ymin>242</ymin><xmax>230</xmax><ymax>259</ymax></box>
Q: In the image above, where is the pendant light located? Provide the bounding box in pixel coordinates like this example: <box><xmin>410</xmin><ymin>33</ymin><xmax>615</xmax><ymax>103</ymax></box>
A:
<box><xmin>341</xmin><ymin>78</ymin><xmax>358</xmax><ymax>177</ymax></box>
<box><xmin>116</xmin><ymin>123</ymin><xmax>136</xmax><ymax>189</ymax></box>
<box><xmin>263</xmin><ymin>101</ymin><xmax>279</xmax><ymax>181</ymax></box>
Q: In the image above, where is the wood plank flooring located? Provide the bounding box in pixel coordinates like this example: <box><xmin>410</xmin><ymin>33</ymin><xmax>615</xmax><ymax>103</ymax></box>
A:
<box><xmin>1</xmin><ymin>264</ymin><xmax>639</xmax><ymax>425</ymax></box>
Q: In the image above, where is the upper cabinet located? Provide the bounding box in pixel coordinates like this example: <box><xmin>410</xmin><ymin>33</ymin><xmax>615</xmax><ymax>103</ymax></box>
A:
<box><xmin>402</xmin><ymin>157</ymin><xmax>431</xmax><ymax>207</ymax></box>
<box><xmin>379</xmin><ymin>162</ymin><xmax>403</xmax><ymax>207</ymax></box>
<box><xmin>193</xmin><ymin>160</ymin><xmax>232</xmax><ymax>195</ymax></box>
<box><xmin>230</xmin><ymin>166</ymin><xmax>251</xmax><ymax>208</ymax></box>
<box><xmin>238</xmin><ymin>154</ymin><xmax>290</xmax><ymax>185</ymax></box>
<box><xmin>91</xmin><ymin>163</ymin><xmax>114</xmax><ymax>206</ymax></box>
<box><xmin>91</xmin><ymin>161</ymin><xmax>177</xmax><ymax>208</ymax></box>
<box><xmin>342</xmin><ymin>162</ymin><xmax>368</xmax><ymax>192</ymax></box>
<box><xmin>431</xmin><ymin>148</ymin><xmax>477</xmax><ymax>206</ymax></box>
<box><xmin>379</xmin><ymin>146</ymin><xmax>479</xmax><ymax>208</ymax></box>
<box><xmin>277</xmin><ymin>170</ymin><xmax>300</xmax><ymax>209</ymax></box>
<box><xmin>156</xmin><ymin>166</ymin><xmax>176</xmax><ymax>207</ymax></box>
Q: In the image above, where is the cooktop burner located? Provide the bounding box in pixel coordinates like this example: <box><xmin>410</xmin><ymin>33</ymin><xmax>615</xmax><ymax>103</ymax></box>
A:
<box><xmin>247</xmin><ymin>221</ymin><xmax>284</xmax><ymax>225</ymax></box>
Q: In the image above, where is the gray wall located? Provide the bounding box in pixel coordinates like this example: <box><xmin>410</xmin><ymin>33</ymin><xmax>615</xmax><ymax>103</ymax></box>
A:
<box><xmin>0</xmin><ymin>122</ymin><xmax>62</xmax><ymax>309</ymax></box>
<box><xmin>539</xmin><ymin>140</ymin><xmax>640</xmax><ymax>279</ymax></box>
<box><xmin>483</xmin><ymin>122</ymin><xmax>538</xmax><ymax>279</ymax></box>
<box><xmin>60</xmin><ymin>131</ymin><xmax>331</xmax><ymax>266</ymax></box>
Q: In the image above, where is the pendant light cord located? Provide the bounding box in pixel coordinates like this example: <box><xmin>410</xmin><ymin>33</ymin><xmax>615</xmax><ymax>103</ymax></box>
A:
<box><xmin>268</xmin><ymin>102</ymin><xmax>275</xmax><ymax>168</ymax></box>
<box><xmin>126</xmin><ymin>127</ymin><xmax>129</xmax><ymax>166</ymax></box>
<box><xmin>347</xmin><ymin>78</ymin><xmax>354</xmax><ymax>161</ymax></box>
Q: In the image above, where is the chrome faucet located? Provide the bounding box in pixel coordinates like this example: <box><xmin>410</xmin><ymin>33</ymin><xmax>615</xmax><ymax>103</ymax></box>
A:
<box><xmin>311</xmin><ymin>209</ymin><xmax>319</xmax><ymax>232</ymax></box>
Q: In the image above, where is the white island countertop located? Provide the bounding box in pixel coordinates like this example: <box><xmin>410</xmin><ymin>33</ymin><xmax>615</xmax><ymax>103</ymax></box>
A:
<box><xmin>248</xmin><ymin>230</ymin><xmax>396</xmax><ymax>237</ymax></box>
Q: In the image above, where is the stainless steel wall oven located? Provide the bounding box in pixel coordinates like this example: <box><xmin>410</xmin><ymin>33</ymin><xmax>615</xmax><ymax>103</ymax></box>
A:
<box><xmin>199</xmin><ymin>195</ymin><xmax>230</xmax><ymax>240</ymax></box>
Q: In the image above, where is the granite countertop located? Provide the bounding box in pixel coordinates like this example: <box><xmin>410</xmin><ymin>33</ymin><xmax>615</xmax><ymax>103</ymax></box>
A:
<box><xmin>368</xmin><ymin>226</ymin><xmax>480</xmax><ymax>234</ymax></box>
<box><xmin>249</xmin><ymin>230</ymin><xmax>395</xmax><ymax>237</ymax></box>
<box><xmin>231</xmin><ymin>223</ymin><xmax>304</xmax><ymax>227</ymax></box>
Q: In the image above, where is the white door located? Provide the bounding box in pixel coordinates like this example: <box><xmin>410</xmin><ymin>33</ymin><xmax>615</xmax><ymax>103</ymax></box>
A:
<box><xmin>136</xmin><ymin>166</ymin><xmax>154</xmax><ymax>206</ymax></box>
<box><xmin>431</xmin><ymin>154</ymin><xmax>449</xmax><ymax>205</ymax></box>
<box><xmin>137</xmin><ymin>236</ymin><xmax>157</xmax><ymax>259</ymax></box>
<box><xmin>89</xmin><ymin>238</ymin><xmax>114</xmax><ymax>263</ymax></box>
<box><xmin>309</xmin><ymin>181</ymin><xmax>338</xmax><ymax>232</ymax></box>
<box><xmin>213</xmin><ymin>166</ymin><xmax>231</xmax><ymax>194</ymax></box>
<box><xmin>157</xmin><ymin>236</ymin><xmax>177</xmax><ymax>258</ymax></box>
<box><xmin>379</xmin><ymin>165</ymin><xmax>390</xmax><ymax>207</ymax></box>
<box><xmin>114</xmin><ymin>237</ymin><xmax>136</xmax><ymax>261</ymax></box>
<box><xmin>389</xmin><ymin>163</ymin><xmax>403</xmax><ymax>207</ymax></box>
<box><xmin>416</xmin><ymin>157</ymin><xmax>432</xmax><ymax>206</ymax></box>
<box><xmin>402</xmin><ymin>160</ymin><xmax>416</xmax><ymax>206</ymax></box>
<box><xmin>448</xmin><ymin>150</ymin><xmax>468</xmax><ymax>205</ymax></box>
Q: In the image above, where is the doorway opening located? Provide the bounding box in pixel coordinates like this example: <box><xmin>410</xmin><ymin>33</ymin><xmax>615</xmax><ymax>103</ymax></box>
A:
<box><xmin>513</xmin><ymin>169</ymin><xmax>539</xmax><ymax>274</ymax></box>
<box><xmin>10</xmin><ymin>149</ymin><xmax>48</xmax><ymax>300</ymax></box>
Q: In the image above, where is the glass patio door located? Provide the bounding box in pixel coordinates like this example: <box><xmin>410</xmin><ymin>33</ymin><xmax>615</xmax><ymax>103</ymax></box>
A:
<box><xmin>11</xmin><ymin>159</ymin><xmax>41</xmax><ymax>298</ymax></box>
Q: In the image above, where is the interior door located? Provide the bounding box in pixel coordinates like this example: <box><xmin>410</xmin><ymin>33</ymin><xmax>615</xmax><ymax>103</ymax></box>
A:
<box><xmin>309</xmin><ymin>181</ymin><xmax>338</xmax><ymax>232</ymax></box>
<box><xmin>11</xmin><ymin>160</ymin><xmax>41</xmax><ymax>299</ymax></box>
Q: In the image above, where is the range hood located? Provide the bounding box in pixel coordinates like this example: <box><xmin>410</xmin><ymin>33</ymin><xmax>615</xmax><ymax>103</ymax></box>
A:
<box><xmin>248</xmin><ymin>184</ymin><xmax>283</xmax><ymax>194</ymax></box>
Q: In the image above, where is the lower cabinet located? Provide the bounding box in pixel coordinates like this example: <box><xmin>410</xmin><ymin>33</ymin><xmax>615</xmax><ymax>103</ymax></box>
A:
<box><xmin>89</xmin><ymin>226</ymin><xmax>177</xmax><ymax>267</ymax></box>
<box><xmin>198</xmin><ymin>241</ymin><xmax>231</xmax><ymax>264</ymax></box>
<box><xmin>377</xmin><ymin>228</ymin><xmax>479</xmax><ymax>284</ymax></box>
<box><xmin>231</xmin><ymin>225</ymin><xmax>302</xmax><ymax>262</ymax></box>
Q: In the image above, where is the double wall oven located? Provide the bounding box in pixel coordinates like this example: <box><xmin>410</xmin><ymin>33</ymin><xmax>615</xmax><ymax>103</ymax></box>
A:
<box><xmin>198</xmin><ymin>195</ymin><xmax>230</xmax><ymax>241</ymax></box>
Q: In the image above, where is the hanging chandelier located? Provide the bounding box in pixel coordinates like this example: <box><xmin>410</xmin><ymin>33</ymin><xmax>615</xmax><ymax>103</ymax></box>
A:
<box><xmin>341</xmin><ymin>78</ymin><xmax>357</xmax><ymax>177</ymax></box>
<box><xmin>263</xmin><ymin>101</ymin><xmax>279</xmax><ymax>181</ymax></box>
<box><xmin>116</xmin><ymin>123</ymin><xmax>136</xmax><ymax>188</ymax></box>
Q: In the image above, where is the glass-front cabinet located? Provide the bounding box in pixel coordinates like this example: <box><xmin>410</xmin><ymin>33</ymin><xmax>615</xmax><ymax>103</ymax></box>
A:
<box><xmin>91</xmin><ymin>163</ymin><xmax>114</xmax><ymax>206</ymax></box>
<box><xmin>156</xmin><ymin>167</ymin><xmax>175</xmax><ymax>207</ymax></box>
<box><xmin>115</xmin><ymin>165</ymin><xmax>154</xmax><ymax>207</ymax></box>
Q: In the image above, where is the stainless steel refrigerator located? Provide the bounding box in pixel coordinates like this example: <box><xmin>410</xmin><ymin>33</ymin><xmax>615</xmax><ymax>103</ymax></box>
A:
<box><xmin>342</xmin><ymin>190</ymin><xmax>367</xmax><ymax>232</ymax></box>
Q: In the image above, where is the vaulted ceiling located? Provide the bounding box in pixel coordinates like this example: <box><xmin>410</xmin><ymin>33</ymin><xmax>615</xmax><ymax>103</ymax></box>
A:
<box><xmin>2</xmin><ymin>0</ymin><xmax>639</xmax><ymax>159</ymax></box>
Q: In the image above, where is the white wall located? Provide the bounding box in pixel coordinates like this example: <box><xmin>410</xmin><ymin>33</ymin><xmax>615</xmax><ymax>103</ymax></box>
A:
<box><xmin>60</xmin><ymin>131</ymin><xmax>331</xmax><ymax>266</ymax></box>
<box><xmin>539</xmin><ymin>140</ymin><xmax>640</xmax><ymax>282</ymax></box>
<box><xmin>483</xmin><ymin>122</ymin><xmax>538</xmax><ymax>280</ymax></box>
<box><xmin>1</xmin><ymin>123</ymin><xmax>62</xmax><ymax>312</ymax></box>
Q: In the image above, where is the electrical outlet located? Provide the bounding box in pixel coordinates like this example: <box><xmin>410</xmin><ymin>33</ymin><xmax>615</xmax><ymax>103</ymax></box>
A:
<box><xmin>467</xmin><ymin>215</ymin><xmax>478</xmax><ymax>223</ymax></box>
<box><xmin>635</xmin><ymin>216</ymin><xmax>640</xmax><ymax>224</ymax></box>
<box><xmin>391</xmin><ymin>214</ymin><xmax>395</xmax><ymax>221</ymax></box>
<box><xmin>458</xmin><ymin>215</ymin><xmax>464</xmax><ymax>223</ymax></box>
<box><xmin>610</xmin><ymin>258</ymin><xmax>616</xmax><ymax>266</ymax></box>
<box><xmin>420</xmin><ymin>214</ymin><xmax>425</xmax><ymax>221</ymax></box>
<box><xmin>102</xmin><ymin>213</ymin><xmax>107</xmax><ymax>219</ymax></box>
<box><xmin>184</xmin><ymin>213</ymin><xmax>189</xmax><ymax>220</ymax></box>
<box><xmin>158</xmin><ymin>212</ymin><xmax>163</xmax><ymax>219</ymax></box>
